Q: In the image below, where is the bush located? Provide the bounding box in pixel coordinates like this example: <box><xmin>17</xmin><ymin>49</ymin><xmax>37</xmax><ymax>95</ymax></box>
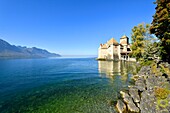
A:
<box><xmin>157</xmin><ymin>99</ymin><xmax>169</xmax><ymax>109</ymax></box>
<box><xmin>154</xmin><ymin>87</ymin><xmax>170</xmax><ymax>99</ymax></box>
<box><xmin>140</xmin><ymin>60</ymin><xmax>154</xmax><ymax>66</ymax></box>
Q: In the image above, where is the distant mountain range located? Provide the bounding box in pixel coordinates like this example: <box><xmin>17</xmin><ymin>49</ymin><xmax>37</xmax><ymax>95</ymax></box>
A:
<box><xmin>0</xmin><ymin>39</ymin><xmax>61</xmax><ymax>58</ymax></box>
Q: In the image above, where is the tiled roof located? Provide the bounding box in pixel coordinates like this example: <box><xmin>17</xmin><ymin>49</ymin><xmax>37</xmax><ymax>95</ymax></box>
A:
<box><xmin>101</xmin><ymin>44</ymin><xmax>108</xmax><ymax>49</ymax></box>
<box><xmin>120</xmin><ymin>40</ymin><xmax>127</xmax><ymax>45</ymax></box>
<box><xmin>107</xmin><ymin>38</ymin><xmax>119</xmax><ymax>45</ymax></box>
<box><xmin>121</xmin><ymin>35</ymin><xmax>128</xmax><ymax>39</ymax></box>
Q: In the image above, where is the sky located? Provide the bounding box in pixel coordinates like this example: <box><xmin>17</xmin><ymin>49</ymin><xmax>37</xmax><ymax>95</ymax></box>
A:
<box><xmin>0</xmin><ymin>0</ymin><xmax>156</xmax><ymax>55</ymax></box>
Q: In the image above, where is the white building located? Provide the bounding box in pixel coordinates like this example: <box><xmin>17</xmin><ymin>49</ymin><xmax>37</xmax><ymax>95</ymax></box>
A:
<box><xmin>98</xmin><ymin>35</ymin><xmax>135</xmax><ymax>61</ymax></box>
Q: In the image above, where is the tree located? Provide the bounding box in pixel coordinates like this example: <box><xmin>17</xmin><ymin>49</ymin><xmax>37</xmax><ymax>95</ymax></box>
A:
<box><xmin>143</xmin><ymin>41</ymin><xmax>160</xmax><ymax>61</ymax></box>
<box><xmin>131</xmin><ymin>23</ymin><xmax>159</xmax><ymax>61</ymax></box>
<box><xmin>131</xmin><ymin>23</ymin><xmax>148</xmax><ymax>61</ymax></box>
<box><xmin>150</xmin><ymin>0</ymin><xmax>170</xmax><ymax>62</ymax></box>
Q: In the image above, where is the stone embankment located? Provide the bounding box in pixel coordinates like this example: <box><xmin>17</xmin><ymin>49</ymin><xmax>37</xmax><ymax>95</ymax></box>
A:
<box><xmin>116</xmin><ymin>62</ymin><xmax>170</xmax><ymax>113</ymax></box>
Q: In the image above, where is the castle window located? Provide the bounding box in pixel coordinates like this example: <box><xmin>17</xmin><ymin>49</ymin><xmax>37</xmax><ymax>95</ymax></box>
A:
<box><xmin>127</xmin><ymin>48</ymin><xmax>131</xmax><ymax>51</ymax></box>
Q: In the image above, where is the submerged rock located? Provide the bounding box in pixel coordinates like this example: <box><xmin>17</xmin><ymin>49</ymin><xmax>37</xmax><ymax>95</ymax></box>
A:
<box><xmin>116</xmin><ymin>100</ymin><xmax>126</xmax><ymax>113</ymax></box>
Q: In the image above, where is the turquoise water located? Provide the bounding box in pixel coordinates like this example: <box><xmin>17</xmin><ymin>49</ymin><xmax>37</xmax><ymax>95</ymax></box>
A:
<box><xmin>0</xmin><ymin>58</ymin><xmax>136</xmax><ymax>113</ymax></box>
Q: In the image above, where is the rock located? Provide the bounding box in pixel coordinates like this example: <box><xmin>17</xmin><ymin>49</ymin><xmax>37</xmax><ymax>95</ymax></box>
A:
<box><xmin>137</xmin><ymin>103</ymin><xmax>140</xmax><ymax>107</ymax></box>
<box><xmin>139</xmin><ymin>91</ymin><xmax>156</xmax><ymax>113</ymax></box>
<box><xmin>120</xmin><ymin>91</ymin><xmax>129</xmax><ymax>99</ymax></box>
<box><xmin>127</xmin><ymin>102</ymin><xmax>140</xmax><ymax>113</ymax></box>
<box><xmin>118</xmin><ymin>64</ymin><xmax>170</xmax><ymax>113</ymax></box>
<box><xmin>120</xmin><ymin>91</ymin><xmax>135</xmax><ymax>107</ymax></box>
<box><xmin>135</xmin><ymin>77</ymin><xmax>146</xmax><ymax>91</ymax></box>
<box><xmin>129</xmin><ymin>87</ymin><xmax>140</xmax><ymax>103</ymax></box>
<box><xmin>159</xmin><ymin>109</ymin><xmax>169</xmax><ymax>113</ymax></box>
<box><xmin>120</xmin><ymin>91</ymin><xmax>140</xmax><ymax>112</ymax></box>
<box><xmin>123</xmin><ymin>96</ymin><xmax>134</xmax><ymax>104</ymax></box>
<box><xmin>116</xmin><ymin>100</ymin><xmax>126</xmax><ymax>113</ymax></box>
<box><xmin>131</xmin><ymin>75</ymin><xmax>139</xmax><ymax>81</ymax></box>
<box><xmin>165</xmin><ymin>62</ymin><xmax>169</xmax><ymax>68</ymax></box>
<box><xmin>146</xmin><ymin>74</ymin><xmax>169</xmax><ymax>90</ymax></box>
<box><xmin>168</xmin><ymin>64</ymin><xmax>170</xmax><ymax>70</ymax></box>
<box><xmin>138</xmin><ymin>66</ymin><xmax>151</xmax><ymax>76</ymax></box>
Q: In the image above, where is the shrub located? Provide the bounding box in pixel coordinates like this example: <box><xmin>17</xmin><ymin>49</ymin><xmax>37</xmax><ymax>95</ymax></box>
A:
<box><xmin>154</xmin><ymin>87</ymin><xmax>170</xmax><ymax>99</ymax></box>
<box><xmin>157</xmin><ymin>99</ymin><xmax>169</xmax><ymax>109</ymax></box>
<box><xmin>140</xmin><ymin>60</ymin><xmax>154</xmax><ymax>66</ymax></box>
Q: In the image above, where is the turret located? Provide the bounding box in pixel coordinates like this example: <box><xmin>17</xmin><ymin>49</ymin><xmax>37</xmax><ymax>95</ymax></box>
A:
<box><xmin>120</xmin><ymin>35</ymin><xmax>129</xmax><ymax>45</ymax></box>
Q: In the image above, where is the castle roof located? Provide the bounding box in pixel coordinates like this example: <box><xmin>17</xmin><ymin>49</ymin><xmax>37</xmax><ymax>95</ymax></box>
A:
<box><xmin>101</xmin><ymin>44</ymin><xmax>108</xmax><ymax>49</ymax></box>
<box><xmin>120</xmin><ymin>40</ymin><xmax>127</xmax><ymax>45</ymax></box>
<box><xmin>107</xmin><ymin>38</ymin><xmax>119</xmax><ymax>45</ymax></box>
<box><xmin>121</xmin><ymin>35</ymin><xmax>128</xmax><ymax>39</ymax></box>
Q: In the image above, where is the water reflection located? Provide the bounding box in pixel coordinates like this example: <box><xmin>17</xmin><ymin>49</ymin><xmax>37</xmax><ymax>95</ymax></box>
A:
<box><xmin>98</xmin><ymin>61</ymin><xmax>137</xmax><ymax>80</ymax></box>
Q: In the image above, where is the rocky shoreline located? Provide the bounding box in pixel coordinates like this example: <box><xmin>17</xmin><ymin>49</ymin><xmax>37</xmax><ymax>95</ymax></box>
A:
<box><xmin>116</xmin><ymin>62</ymin><xmax>170</xmax><ymax>113</ymax></box>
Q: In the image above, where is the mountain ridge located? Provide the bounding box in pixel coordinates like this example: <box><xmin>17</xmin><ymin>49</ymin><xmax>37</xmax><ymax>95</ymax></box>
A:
<box><xmin>0</xmin><ymin>39</ymin><xmax>61</xmax><ymax>58</ymax></box>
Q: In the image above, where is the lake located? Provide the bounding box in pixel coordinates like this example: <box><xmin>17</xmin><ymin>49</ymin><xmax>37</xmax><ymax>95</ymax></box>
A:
<box><xmin>0</xmin><ymin>58</ymin><xmax>136</xmax><ymax>113</ymax></box>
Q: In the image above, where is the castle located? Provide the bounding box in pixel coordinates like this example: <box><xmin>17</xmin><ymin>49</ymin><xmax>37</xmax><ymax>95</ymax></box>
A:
<box><xmin>98</xmin><ymin>35</ymin><xmax>135</xmax><ymax>61</ymax></box>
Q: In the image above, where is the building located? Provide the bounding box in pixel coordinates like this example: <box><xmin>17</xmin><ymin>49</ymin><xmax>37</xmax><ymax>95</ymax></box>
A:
<box><xmin>98</xmin><ymin>35</ymin><xmax>135</xmax><ymax>61</ymax></box>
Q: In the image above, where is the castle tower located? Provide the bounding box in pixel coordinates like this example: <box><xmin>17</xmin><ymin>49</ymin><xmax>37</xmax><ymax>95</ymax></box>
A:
<box><xmin>120</xmin><ymin>35</ymin><xmax>129</xmax><ymax>45</ymax></box>
<box><xmin>119</xmin><ymin>35</ymin><xmax>130</xmax><ymax>60</ymax></box>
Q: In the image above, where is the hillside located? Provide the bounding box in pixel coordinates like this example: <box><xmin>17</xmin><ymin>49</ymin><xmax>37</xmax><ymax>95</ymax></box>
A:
<box><xmin>0</xmin><ymin>39</ymin><xmax>61</xmax><ymax>58</ymax></box>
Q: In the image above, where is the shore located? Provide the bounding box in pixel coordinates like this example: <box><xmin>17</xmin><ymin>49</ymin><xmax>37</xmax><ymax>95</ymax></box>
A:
<box><xmin>116</xmin><ymin>62</ymin><xmax>170</xmax><ymax>113</ymax></box>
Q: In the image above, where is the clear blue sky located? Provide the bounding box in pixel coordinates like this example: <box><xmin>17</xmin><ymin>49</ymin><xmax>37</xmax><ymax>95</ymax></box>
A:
<box><xmin>0</xmin><ymin>0</ymin><xmax>156</xmax><ymax>55</ymax></box>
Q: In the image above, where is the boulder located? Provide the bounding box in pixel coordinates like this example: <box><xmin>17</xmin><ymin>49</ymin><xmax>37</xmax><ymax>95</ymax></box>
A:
<box><xmin>138</xmin><ymin>66</ymin><xmax>151</xmax><ymax>76</ymax></box>
<box><xmin>131</xmin><ymin>75</ymin><xmax>140</xmax><ymax>81</ymax></box>
<box><xmin>116</xmin><ymin>100</ymin><xmax>126</xmax><ymax>113</ymax></box>
<box><xmin>135</xmin><ymin>77</ymin><xmax>146</xmax><ymax>91</ymax></box>
<box><xmin>129</xmin><ymin>87</ymin><xmax>140</xmax><ymax>103</ymax></box>
<box><xmin>123</xmin><ymin>96</ymin><xmax>134</xmax><ymax>104</ymax></box>
<box><xmin>120</xmin><ymin>91</ymin><xmax>134</xmax><ymax>105</ymax></box>
<box><xmin>159</xmin><ymin>109</ymin><xmax>169</xmax><ymax>113</ymax></box>
<box><xmin>127</xmin><ymin>102</ymin><xmax>140</xmax><ymax>113</ymax></box>
<box><xmin>120</xmin><ymin>91</ymin><xmax>129</xmax><ymax>98</ymax></box>
<box><xmin>120</xmin><ymin>91</ymin><xmax>139</xmax><ymax>112</ymax></box>
<box><xmin>146</xmin><ymin>74</ymin><xmax>168</xmax><ymax>90</ymax></box>
<box><xmin>139</xmin><ymin>91</ymin><xmax>156</xmax><ymax>113</ymax></box>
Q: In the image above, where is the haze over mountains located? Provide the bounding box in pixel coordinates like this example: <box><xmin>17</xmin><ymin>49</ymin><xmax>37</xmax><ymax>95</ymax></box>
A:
<box><xmin>0</xmin><ymin>39</ymin><xmax>60</xmax><ymax>58</ymax></box>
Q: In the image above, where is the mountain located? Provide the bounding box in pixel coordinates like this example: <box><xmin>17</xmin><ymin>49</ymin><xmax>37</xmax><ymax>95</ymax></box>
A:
<box><xmin>0</xmin><ymin>39</ymin><xmax>61</xmax><ymax>58</ymax></box>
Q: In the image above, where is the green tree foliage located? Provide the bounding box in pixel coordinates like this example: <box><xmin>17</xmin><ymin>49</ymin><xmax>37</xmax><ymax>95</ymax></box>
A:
<box><xmin>131</xmin><ymin>24</ymin><xmax>146</xmax><ymax>61</ymax></box>
<box><xmin>131</xmin><ymin>23</ymin><xmax>159</xmax><ymax>61</ymax></box>
<box><xmin>150</xmin><ymin>0</ymin><xmax>170</xmax><ymax>62</ymax></box>
<box><xmin>131</xmin><ymin>24</ymin><xmax>148</xmax><ymax>60</ymax></box>
<box><xmin>143</xmin><ymin>41</ymin><xmax>160</xmax><ymax>61</ymax></box>
<box><xmin>143</xmin><ymin>34</ymin><xmax>160</xmax><ymax>61</ymax></box>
